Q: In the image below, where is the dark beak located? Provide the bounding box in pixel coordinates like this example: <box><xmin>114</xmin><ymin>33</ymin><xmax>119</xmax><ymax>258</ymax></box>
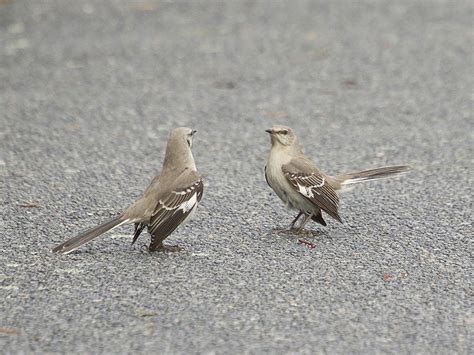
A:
<box><xmin>192</xmin><ymin>129</ymin><xmax>197</xmax><ymax>135</ymax></box>
<box><xmin>265</xmin><ymin>129</ymin><xmax>273</xmax><ymax>134</ymax></box>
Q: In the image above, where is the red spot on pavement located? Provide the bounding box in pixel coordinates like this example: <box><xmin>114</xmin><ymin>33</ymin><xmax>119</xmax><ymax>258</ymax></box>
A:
<box><xmin>383</xmin><ymin>274</ymin><xmax>391</xmax><ymax>281</ymax></box>
<box><xmin>298</xmin><ymin>239</ymin><xmax>316</xmax><ymax>249</ymax></box>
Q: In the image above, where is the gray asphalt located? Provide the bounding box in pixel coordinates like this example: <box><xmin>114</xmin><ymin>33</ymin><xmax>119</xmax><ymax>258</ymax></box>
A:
<box><xmin>1</xmin><ymin>0</ymin><xmax>472</xmax><ymax>353</ymax></box>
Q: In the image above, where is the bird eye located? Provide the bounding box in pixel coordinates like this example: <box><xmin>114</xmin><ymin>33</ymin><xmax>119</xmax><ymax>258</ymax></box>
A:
<box><xmin>281</xmin><ymin>130</ymin><xmax>288</xmax><ymax>135</ymax></box>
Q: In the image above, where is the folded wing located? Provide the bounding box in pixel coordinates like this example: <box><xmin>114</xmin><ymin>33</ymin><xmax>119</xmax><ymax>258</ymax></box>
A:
<box><xmin>148</xmin><ymin>179</ymin><xmax>203</xmax><ymax>250</ymax></box>
<box><xmin>282</xmin><ymin>162</ymin><xmax>342</xmax><ymax>223</ymax></box>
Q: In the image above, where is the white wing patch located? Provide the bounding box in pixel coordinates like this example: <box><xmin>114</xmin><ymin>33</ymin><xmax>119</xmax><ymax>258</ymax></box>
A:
<box><xmin>296</xmin><ymin>177</ymin><xmax>325</xmax><ymax>198</ymax></box>
<box><xmin>297</xmin><ymin>183</ymin><xmax>314</xmax><ymax>198</ymax></box>
<box><xmin>178</xmin><ymin>192</ymin><xmax>197</xmax><ymax>213</ymax></box>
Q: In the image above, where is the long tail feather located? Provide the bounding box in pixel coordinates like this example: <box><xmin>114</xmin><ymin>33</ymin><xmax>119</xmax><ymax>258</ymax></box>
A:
<box><xmin>52</xmin><ymin>216</ymin><xmax>128</xmax><ymax>254</ymax></box>
<box><xmin>338</xmin><ymin>165</ymin><xmax>411</xmax><ymax>187</ymax></box>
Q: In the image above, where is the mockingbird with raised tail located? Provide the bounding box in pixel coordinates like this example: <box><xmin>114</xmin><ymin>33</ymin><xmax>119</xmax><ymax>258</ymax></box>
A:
<box><xmin>265</xmin><ymin>125</ymin><xmax>410</xmax><ymax>231</ymax></box>
<box><xmin>52</xmin><ymin>127</ymin><xmax>203</xmax><ymax>254</ymax></box>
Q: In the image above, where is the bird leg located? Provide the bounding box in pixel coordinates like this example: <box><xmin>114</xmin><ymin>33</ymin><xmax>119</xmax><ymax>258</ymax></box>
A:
<box><xmin>295</xmin><ymin>213</ymin><xmax>314</xmax><ymax>233</ymax></box>
<box><xmin>290</xmin><ymin>211</ymin><xmax>303</xmax><ymax>229</ymax></box>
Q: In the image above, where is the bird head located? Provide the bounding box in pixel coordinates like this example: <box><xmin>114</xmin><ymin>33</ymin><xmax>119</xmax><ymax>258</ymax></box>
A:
<box><xmin>265</xmin><ymin>125</ymin><xmax>297</xmax><ymax>147</ymax></box>
<box><xmin>170</xmin><ymin>127</ymin><xmax>197</xmax><ymax>149</ymax></box>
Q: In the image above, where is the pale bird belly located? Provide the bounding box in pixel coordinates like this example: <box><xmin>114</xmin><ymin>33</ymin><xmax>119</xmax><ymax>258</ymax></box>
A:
<box><xmin>267</xmin><ymin>160</ymin><xmax>309</xmax><ymax>211</ymax></box>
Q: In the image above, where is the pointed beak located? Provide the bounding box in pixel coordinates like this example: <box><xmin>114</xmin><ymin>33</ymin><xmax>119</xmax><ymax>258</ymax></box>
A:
<box><xmin>265</xmin><ymin>129</ymin><xmax>273</xmax><ymax>134</ymax></box>
<box><xmin>192</xmin><ymin>129</ymin><xmax>197</xmax><ymax>136</ymax></box>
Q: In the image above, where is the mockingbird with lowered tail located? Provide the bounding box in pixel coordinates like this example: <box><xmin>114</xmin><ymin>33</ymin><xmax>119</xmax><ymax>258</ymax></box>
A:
<box><xmin>52</xmin><ymin>127</ymin><xmax>203</xmax><ymax>254</ymax></box>
<box><xmin>265</xmin><ymin>125</ymin><xmax>410</xmax><ymax>231</ymax></box>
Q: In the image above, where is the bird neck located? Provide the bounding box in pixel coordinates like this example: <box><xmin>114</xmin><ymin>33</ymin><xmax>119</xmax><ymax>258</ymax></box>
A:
<box><xmin>162</xmin><ymin>141</ymin><xmax>196</xmax><ymax>173</ymax></box>
<box><xmin>270</xmin><ymin>140</ymin><xmax>303</xmax><ymax>157</ymax></box>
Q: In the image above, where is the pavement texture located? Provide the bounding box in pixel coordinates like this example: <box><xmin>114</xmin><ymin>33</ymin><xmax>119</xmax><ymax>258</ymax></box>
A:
<box><xmin>1</xmin><ymin>0</ymin><xmax>472</xmax><ymax>353</ymax></box>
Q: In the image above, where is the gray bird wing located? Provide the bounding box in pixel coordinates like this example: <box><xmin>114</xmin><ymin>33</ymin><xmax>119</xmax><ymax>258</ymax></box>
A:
<box><xmin>282</xmin><ymin>157</ymin><xmax>342</xmax><ymax>223</ymax></box>
<box><xmin>148</xmin><ymin>174</ymin><xmax>203</xmax><ymax>250</ymax></box>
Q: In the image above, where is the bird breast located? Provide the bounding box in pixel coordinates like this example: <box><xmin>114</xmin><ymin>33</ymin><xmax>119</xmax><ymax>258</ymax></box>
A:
<box><xmin>266</xmin><ymin>149</ymin><xmax>296</xmax><ymax>208</ymax></box>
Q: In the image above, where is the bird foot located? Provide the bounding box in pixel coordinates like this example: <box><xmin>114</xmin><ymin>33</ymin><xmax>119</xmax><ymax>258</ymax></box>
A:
<box><xmin>149</xmin><ymin>244</ymin><xmax>183</xmax><ymax>252</ymax></box>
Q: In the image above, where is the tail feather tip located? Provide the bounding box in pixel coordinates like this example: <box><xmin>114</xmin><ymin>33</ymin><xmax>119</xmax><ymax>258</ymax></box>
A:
<box><xmin>341</xmin><ymin>165</ymin><xmax>411</xmax><ymax>186</ymax></box>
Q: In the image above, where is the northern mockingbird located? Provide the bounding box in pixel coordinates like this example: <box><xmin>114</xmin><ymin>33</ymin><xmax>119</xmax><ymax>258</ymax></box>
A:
<box><xmin>52</xmin><ymin>127</ymin><xmax>203</xmax><ymax>254</ymax></box>
<box><xmin>265</xmin><ymin>125</ymin><xmax>410</xmax><ymax>230</ymax></box>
